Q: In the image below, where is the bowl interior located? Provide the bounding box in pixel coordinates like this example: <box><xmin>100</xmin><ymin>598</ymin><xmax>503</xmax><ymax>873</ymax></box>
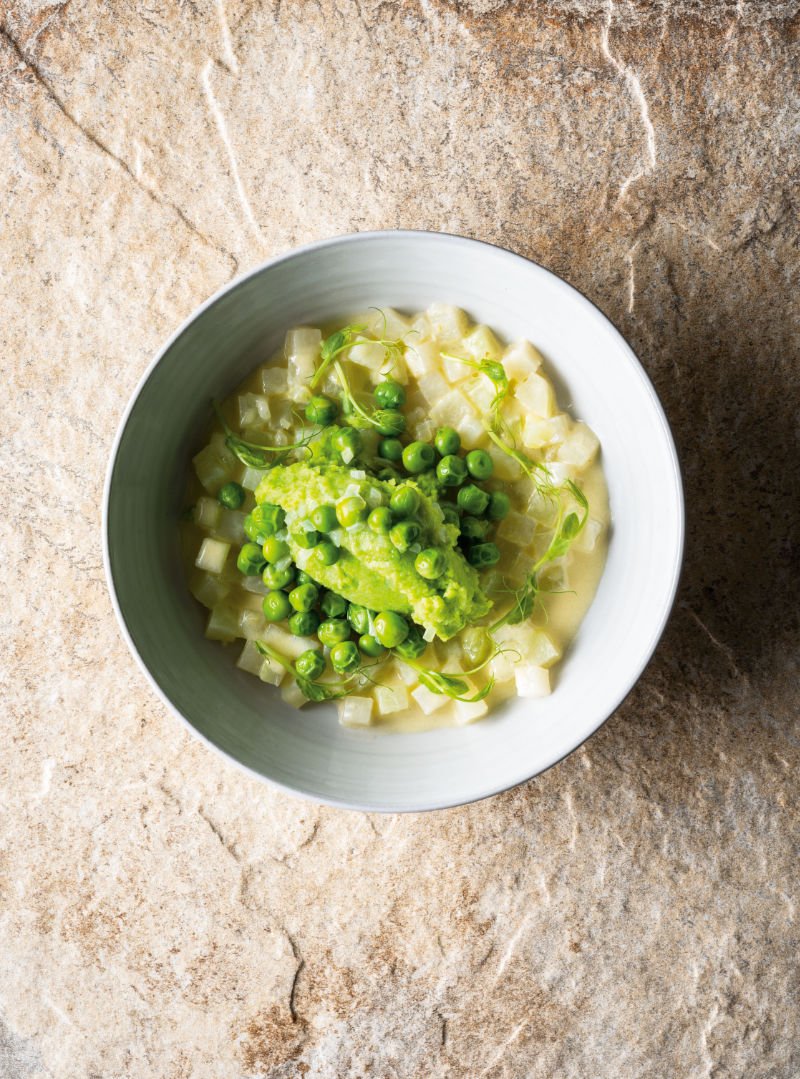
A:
<box><xmin>105</xmin><ymin>232</ymin><xmax>683</xmax><ymax>811</ymax></box>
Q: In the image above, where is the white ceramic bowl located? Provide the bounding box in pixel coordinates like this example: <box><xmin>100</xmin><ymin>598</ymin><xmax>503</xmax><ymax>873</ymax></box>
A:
<box><xmin>104</xmin><ymin>231</ymin><xmax>683</xmax><ymax>812</ymax></box>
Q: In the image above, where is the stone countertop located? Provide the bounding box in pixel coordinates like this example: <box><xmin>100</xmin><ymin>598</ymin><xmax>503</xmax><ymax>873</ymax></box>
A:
<box><xmin>2</xmin><ymin>1</ymin><xmax>798</xmax><ymax>1076</ymax></box>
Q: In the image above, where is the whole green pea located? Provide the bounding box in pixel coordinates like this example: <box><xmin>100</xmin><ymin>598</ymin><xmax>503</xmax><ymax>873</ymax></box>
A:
<box><xmin>393</xmin><ymin>624</ymin><xmax>426</xmax><ymax>660</ymax></box>
<box><xmin>457</xmin><ymin>484</ymin><xmax>490</xmax><ymax>516</ymax></box>
<box><xmin>390</xmin><ymin>521</ymin><xmax>420</xmax><ymax>553</ymax></box>
<box><xmin>333</xmin><ymin>427</ymin><xmax>362</xmax><ymax>461</ymax></box>
<box><xmin>314</xmin><ymin>540</ymin><xmax>340</xmax><ymax>566</ymax></box>
<box><xmin>289</xmin><ymin>582</ymin><xmax>319</xmax><ymax>612</ymax></box>
<box><xmin>262</xmin><ymin>590</ymin><xmax>292</xmax><ymax>621</ymax></box>
<box><xmin>373</xmin><ymin>611</ymin><xmax>409</xmax><ymax>648</ymax></box>
<box><xmin>288</xmin><ymin>610</ymin><xmax>321</xmax><ymax>637</ymax></box>
<box><xmin>374</xmin><ymin>409</ymin><xmax>406</xmax><ymax>437</ymax></box>
<box><xmin>441</xmin><ymin>504</ymin><xmax>460</xmax><ymax>527</ymax></box>
<box><xmin>402</xmin><ymin>441</ymin><xmax>435</xmax><ymax>474</ymax></box>
<box><xmin>347</xmin><ymin>604</ymin><xmax>371</xmax><ymax>635</ymax></box>
<box><xmin>466</xmin><ymin>449</ymin><xmax>494</xmax><ymax>480</ymax></box>
<box><xmin>320</xmin><ymin>592</ymin><xmax>347</xmax><ymax>619</ymax></box>
<box><xmin>305</xmin><ymin>394</ymin><xmax>338</xmax><ymax>427</ymax></box>
<box><xmin>295</xmin><ymin>569</ymin><xmax>315</xmax><ymax>586</ymax></box>
<box><xmin>262</xmin><ymin>562</ymin><xmax>295</xmax><ymax>590</ymax></box>
<box><xmin>379</xmin><ymin>438</ymin><xmax>404</xmax><ymax>462</ymax></box>
<box><xmin>311</xmin><ymin>504</ymin><xmax>338</xmax><ymax>533</ymax></box>
<box><xmin>217</xmin><ymin>481</ymin><xmax>245</xmax><ymax>510</ymax></box>
<box><xmin>389</xmin><ymin>486</ymin><xmax>419</xmax><ymax>518</ymax></box>
<box><xmin>436</xmin><ymin>454</ymin><xmax>467</xmax><ymax>487</ymax></box>
<box><xmin>295</xmin><ymin>649</ymin><xmax>325</xmax><ymax>680</ymax></box>
<box><xmin>244</xmin><ymin>502</ymin><xmax>284</xmax><ymax>543</ymax></box>
<box><xmin>467</xmin><ymin>542</ymin><xmax>501</xmax><ymax>567</ymax></box>
<box><xmin>292</xmin><ymin>528</ymin><xmax>321</xmax><ymax>550</ymax></box>
<box><xmin>368</xmin><ymin>506</ymin><xmax>393</xmax><ymax>533</ymax></box>
<box><xmin>262</xmin><ymin>536</ymin><xmax>290</xmax><ymax>563</ymax></box>
<box><xmin>330</xmin><ymin>640</ymin><xmax>360</xmax><ymax>674</ymax></box>
<box><xmin>237</xmin><ymin>542</ymin><xmax>266</xmax><ymax>576</ymax></box>
<box><xmin>434</xmin><ymin>427</ymin><xmax>461</xmax><ymax>456</ymax></box>
<box><xmin>374</xmin><ymin>379</ymin><xmax>406</xmax><ymax>409</ymax></box>
<box><xmin>487</xmin><ymin>491</ymin><xmax>511</xmax><ymax>520</ymax></box>
<box><xmin>460</xmin><ymin>516</ymin><xmax>490</xmax><ymax>540</ymax></box>
<box><xmin>336</xmin><ymin>495</ymin><xmax>368</xmax><ymax>528</ymax></box>
<box><xmin>318</xmin><ymin>619</ymin><xmax>351</xmax><ymax>647</ymax></box>
<box><xmin>378</xmin><ymin>466</ymin><xmax>403</xmax><ymax>483</ymax></box>
<box><xmin>415</xmin><ymin>548</ymin><xmax>446</xmax><ymax>580</ymax></box>
<box><xmin>358</xmin><ymin>634</ymin><xmax>386</xmax><ymax>658</ymax></box>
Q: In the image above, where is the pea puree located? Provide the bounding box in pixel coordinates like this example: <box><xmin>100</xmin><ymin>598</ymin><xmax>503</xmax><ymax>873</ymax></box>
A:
<box><xmin>255</xmin><ymin>461</ymin><xmax>491</xmax><ymax>640</ymax></box>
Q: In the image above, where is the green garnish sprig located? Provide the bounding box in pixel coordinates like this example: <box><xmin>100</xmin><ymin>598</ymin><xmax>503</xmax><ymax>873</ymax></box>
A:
<box><xmin>393</xmin><ymin>647</ymin><xmax>503</xmax><ymax>702</ymax></box>
<box><xmin>213</xmin><ymin>403</ymin><xmax>312</xmax><ymax>469</ymax></box>
<box><xmin>311</xmin><ymin>318</ymin><xmax>406</xmax><ymax>392</ymax></box>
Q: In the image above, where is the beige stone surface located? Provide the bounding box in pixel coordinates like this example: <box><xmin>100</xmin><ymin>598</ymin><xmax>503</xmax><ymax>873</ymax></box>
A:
<box><xmin>1</xmin><ymin>0</ymin><xmax>799</xmax><ymax>1075</ymax></box>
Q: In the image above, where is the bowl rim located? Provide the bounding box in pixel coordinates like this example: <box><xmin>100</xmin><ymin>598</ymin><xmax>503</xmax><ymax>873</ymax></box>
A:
<box><xmin>103</xmin><ymin>228</ymin><xmax>685</xmax><ymax>813</ymax></box>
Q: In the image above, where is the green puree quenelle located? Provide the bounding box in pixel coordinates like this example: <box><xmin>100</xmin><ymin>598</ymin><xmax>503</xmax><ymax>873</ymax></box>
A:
<box><xmin>256</xmin><ymin>460</ymin><xmax>491</xmax><ymax>641</ymax></box>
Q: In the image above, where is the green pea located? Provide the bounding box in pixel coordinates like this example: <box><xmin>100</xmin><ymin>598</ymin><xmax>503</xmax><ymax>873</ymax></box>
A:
<box><xmin>379</xmin><ymin>438</ymin><xmax>404</xmax><ymax>462</ymax></box>
<box><xmin>262</xmin><ymin>536</ymin><xmax>290</xmax><ymax>563</ymax></box>
<box><xmin>311</xmin><ymin>504</ymin><xmax>338</xmax><ymax>533</ymax></box>
<box><xmin>378</xmin><ymin>466</ymin><xmax>403</xmax><ymax>483</ymax></box>
<box><xmin>358</xmin><ymin>634</ymin><xmax>386</xmax><ymax>658</ymax></box>
<box><xmin>434</xmin><ymin>426</ymin><xmax>461</xmax><ymax>456</ymax></box>
<box><xmin>262</xmin><ymin>590</ymin><xmax>292</xmax><ymax>621</ymax></box>
<box><xmin>289</xmin><ymin>583</ymin><xmax>319</xmax><ymax>612</ymax></box>
<box><xmin>347</xmin><ymin>604</ymin><xmax>371</xmax><ymax>635</ymax></box>
<box><xmin>393</xmin><ymin>624</ymin><xmax>426</xmax><ymax>660</ymax></box>
<box><xmin>466</xmin><ymin>449</ymin><xmax>494</xmax><ymax>480</ymax></box>
<box><xmin>296</xmin><ymin>649</ymin><xmax>325</xmax><ymax>680</ymax></box>
<box><xmin>441</xmin><ymin>504</ymin><xmax>461</xmax><ymax>527</ymax></box>
<box><xmin>305</xmin><ymin>394</ymin><xmax>338</xmax><ymax>426</ymax></box>
<box><xmin>402</xmin><ymin>441</ymin><xmax>435</xmax><ymax>474</ymax></box>
<box><xmin>330</xmin><ymin>640</ymin><xmax>360</xmax><ymax>674</ymax></box>
<box><xmin>262</xmin><ymin>562</ymin><xmax>295</xmax><ymax>590</ymax></box>
<box><xmin>488</xmin><ymin>491</ymin><xmax>511</xmax><ymax>520</ymax></box>
<box><xmin>374</xmin><ymin>379</ymin><xmax>406</xmax><ymax>409</ymax></box>
<box><xmin>373</xmin><ymin>611</ymin><xmax>409</xmax><ymax>648</ymax></box>
<box><xmin>436</xmin><ymin>454</ymin><xmax>467</xmax><ymax>487</ymax></box>
<box><xmin>217</xmin><ymin>481</ymin><xmax>245</xmax><ymax>510</ymax></box>
<box><xmin>457</xmin><ymin>484</ymin><xmax>490</xmax><ymax>516</ymax></box>
<box><xmin>374</xmin><ymin>409</ymin><xmax>406</xmax><ymax>437</ymax></box>
<box><xmin>288</xmin><ymin>610</ymin><xmax>321</xmax><ymax>637</ymax></box>
<box><xmin>292</xmin><ymin>528</ymin><xmax>320</xmax><ymax>550</ymax></box>
<box><xmin>415</xmin><ymin>548</ymin><xmax>446</xmax><ymax>580</ymax></box>
<box><xmin>237</xmin><ymin>542</ymin><xmax>267</xmax><ymax>576</ymax></box>
<box><xmin>467</xmin><ymin>542</ymin><xmax>501</xmax><ymax>567</ymax></box>
<box><xmin>318</xmin><ymin>619</ymin><xmax>351</xmax><ymax>647</ymax></box>
<box><xmin>368</xmin><ymin>506</ymin><xmax>393</xmax><ymax>533</ymax></box>
<box><xmin>389</xmin><ymin>486</ymin><xmax>419</xmax><ymax>518</ymax></box>
<box><xmin>244</xmin><ymin>502</ymin><xmax>284</xmax><ymax>543</ymax></box>
<box><xmin>320</xmin><ymin>592</ymin><xmax>347</xmax><ymax>619</ymax></box>
<box><xmin>333</xmin><ymin>427</ymin><xmax>362</xmax><ymax>461</ymax></box>
<box><xmin>460</xmin><ymin>515</ymin><xmax>490</xmax><ymax>540</ymax></box>
<box><xmin>295</xmin><ymin>569</ymin><xmax>315</xmax><ymax>586</ymax></box>
<box><xmin>314</xmin><ymin>540</ymin><xmax>340</xmax><ymax>566</ymax></box>
<box><xmin>390</xmin><ymin>521</ymin><xmax>420</xmax><ymax>553</ymax></box>
<box><xmin>336</xmin><ymin>495</ymin><xmax>368</xmax><ymax>528</ymax></box>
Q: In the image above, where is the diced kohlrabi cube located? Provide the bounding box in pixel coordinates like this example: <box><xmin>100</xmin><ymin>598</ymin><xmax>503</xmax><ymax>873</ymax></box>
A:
<box><xmin>261</xmin><ymin>366</ymin><xmax>289</xmax><ymax>395</ymax></box>
<box><xmin>515</xmin><ymin>665</ymin><xmax>551</xmax><ymax>698</ymax></box>
<box><xmin>194</xmin><ymin>496</ymin><xmax>221</xmax><ymax>531</ymax></box>
<box><xmin>453</xmin><ymin>696</ymin><xmax>489</xmax><ymax>725</ymax></box>
<box><xmin>240</xmin><ymin>466</ymin><xmax>268</xmax><ymax>492</ymax></box>
<box><xmin>411</xmin><ymin>684</ymin><xmax>449</xmax><ymax>716</ymax></box>
<box><xmin>418</xmin><ymin>369</ymin><xmax>450</xmax><ymax>406</ymax></box>
<box><xmin>237</xmin><ymin>639</ymin><xmax>266</xmax><ymax>676</ymax></box>
<box><xmin>502</xmin><ymin>340</ymin><xmax>543</xmax><ymax>382</ymax></box>
<box><xmin>462</xmin><ymin>324</ymin><xmax>503</xmax><ymax>362</ymax></box>
<box><xmin>462</xmin><ymin>375</ymin><xmax>496</xmax><ymax>413</ymax></box>
<box><xmin>557</xmin><ymin>422</ymin><xmax>600</xmax><ymax>469</ymax></box>
<box><xmin>213</xmin><ymin>509</ymin><xmax>247</xmax><ymax>545</ymax></box>
<box><xmin>374</xmin><ymin>684</ymin><xmax>409</xmax><ymax>716</ymax></box>
<box><xmin>338</xmin><ymin>696</ymin><xmax>374</xmax><ymax>728</ymax></box>
<box><xmin>190</xmin><ymin>571</ymin><xmax>230</xmax><ymax>610</ymax></box>
<box><xmin>574</xmin><ymin>517</ymin><xmax>604</xmax><ymax>553</ymax></box>
<box><xmin>348</xmin><ymin>338</ymin><xmax>386</xmax><ymax>370</ymax></box>
<box><xmin>281</xmin><ymin>679</ymin><xmax>308</xmax><ymax>708</ymax></box>
<box><xmin>425</xmin><ymin>303</ymin><xmax>470</xmax><ymax>343</ymax></box>
<box><xmin>195</xmin><ymin>537</ymin><xmax>230</xmax><ymax>574</ymax></box>
<box><xmin>193</xmin><ymin>433</ymin><xmax>238</xmax><ymax>493</ymax></box>
<box><xmin>515</xmin><ymin>373</ymin><xmax>555</xmax><ymax>417</ymax></box>
<box><xmin>456</xmin><ymin>409</ymin><xmax>486</xmax><ymax>450</ymax></box>
<box><xmin>205</xmin><ymin>603</ymin><xmax>240</xmax><ymax>642</ymax></box>
<box><xmin>487</xmin><ymin>443</ymin><xmax>522</xmax><ymax>481</ymax></box>
<box><xmin>364</xmin><ymin>307</ymin><xmax>412</xmax><ymax>339</ymax></box>
<box><xmin>261</xmin><ymin>624</ymin><xmax>321</xmax><ymax>660</ymax></box>
<box><xmin>238</xmin><ymin>609</ymin><xmax>267</xmax><ymax>641</ymax></box>
<box><xmin>497</xmin><ymin>510</ymin><xmax>537</xmax><ymax>547</ymax></box>
<box><xmin>285</xmin><ymin>327</ymin><xmax>322</xmax><ymax>388</ymax></box>
<box><xmin>404</xmin><ymin>340</ymin><xmax>439</xmax><ymax>378</ymax></box>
